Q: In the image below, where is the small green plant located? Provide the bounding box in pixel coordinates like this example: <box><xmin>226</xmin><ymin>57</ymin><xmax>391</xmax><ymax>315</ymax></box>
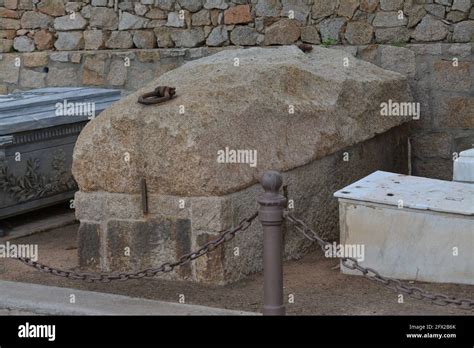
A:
<box><xmin>392</xmin><ymin>41</ymin><xmax>407</xmax><ymax>47</ymax></box>
<box><xmin>321</xmin><ymin>38</ymin><xmax>339</xmax><ymax>47</ymax></box>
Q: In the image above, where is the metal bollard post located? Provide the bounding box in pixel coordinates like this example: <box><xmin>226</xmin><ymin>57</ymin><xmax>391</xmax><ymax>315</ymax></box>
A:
<box><xmin>258</xmin><ymin>171</ymin><xmax>287</xmax><ymax>316</ymax></box>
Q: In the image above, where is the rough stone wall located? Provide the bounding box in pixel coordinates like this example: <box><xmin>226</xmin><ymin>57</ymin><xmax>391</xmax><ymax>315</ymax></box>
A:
<box><xmin>0</xmin><ymin>0</ymin><xmax>472</xmax><ymax>53</ymax></box>
<box><xmin>0</xmin><ymin>0</ymin><xmax>472</xmax><ymax>183</ymax></box>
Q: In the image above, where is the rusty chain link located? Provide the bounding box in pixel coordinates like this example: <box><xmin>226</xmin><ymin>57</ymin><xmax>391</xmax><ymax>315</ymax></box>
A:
<box><xmin>16</xmin><ymin>212</ymin><xmax>257</xmax><ymax>283</ymax></box>
<box><xmin>284</xmin><ymin>211</ymin><xmax>474</xmax><ymax>311</ymax></box>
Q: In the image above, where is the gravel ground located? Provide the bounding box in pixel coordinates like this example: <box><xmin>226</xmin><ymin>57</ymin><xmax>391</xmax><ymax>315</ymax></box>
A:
<box><xmin>0</xmin><ymin>224</ymin><xmax>472</xmax><ymax>315</ymax></box>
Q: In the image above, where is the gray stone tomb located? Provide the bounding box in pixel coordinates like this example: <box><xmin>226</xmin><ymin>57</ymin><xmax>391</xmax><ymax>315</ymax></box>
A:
<box><xmin>73</xmin><ymin>46</ymin><xmax>414</xmax><ymax>284</ymax></box>
<box><xmin>0</xmin><ymin>87</ymin><xmax>121</xmax><ymax>236</ymax></box>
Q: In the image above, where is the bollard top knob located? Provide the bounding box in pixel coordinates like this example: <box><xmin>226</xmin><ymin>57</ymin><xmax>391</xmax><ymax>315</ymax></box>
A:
<box><xmin>261</xmin><ymin>171</ymin><xmax>283</xmax><ymax>194</ymax></box>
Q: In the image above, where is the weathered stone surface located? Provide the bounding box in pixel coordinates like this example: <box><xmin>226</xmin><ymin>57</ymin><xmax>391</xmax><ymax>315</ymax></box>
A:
<box><xmin>319</xmin><ymin>17</ymin><xmax>346</xmax><ymax>42</ymax></box>
<box><xmin>204</xmin><ymin>0</ymin><xmax>228</xmax><ymax>10</ymax></box>
<box><xmin>84</xmin><ymin>29</ymin><xmax>106</xmax><ymax>49</ymax></box>
<box><xmin>358</xmin><ymin>44</ymin><xmax>378</xmax><ymax>63</ymax></box>
<box><xmin>300</xmin><ymin>25</ymin><xmax>320</xmax><ymax>44</ymax></box>
<box><xmin>136</xmin><ymin>50</ymin><xmax>161</xmax><ymax>62</ymax></box>
<box><xmin>83</xmin><ymin>54</ymin><xmax>107</xmax><ymax>85</ymax></box>
<box><xmin>432</xmin><ymin>60</ymin><xmax>470</xmax><ymax>92</ymax></box>
<box><xmin>54</xmin><ymin>31</ymin><xmax>84</xmax><ymax>50</ymax></box>
<box><xmin>154</xmin><ymin>26</ymin><xmax>174</xmax><ymax>47</ymax></box>
<box><xmin>73</xmin><ymin>46</ymin><xmax>412</xmax><ymax>196</ymax></box>
<box><xmin>191</xmin><ymin>196</ymin><xmax>232</xmax><ymax>232</ymax></box>
<box><xmin>453</xmin><ymin>20</ymin><xmax>473</xmax><ymax>42</ymax></box>
<box><xmin>0</xmin><ymin>8</ymin><xmax>18</xmax><ymax>18</ymax></box>
<box><xmin>105</xmin><ymin>31</ymin><xmax>133</xmax><ymax>48</ymax></box>
<box><xmin>230</xmin><ymin>25</ymin><xmax>258</xmax><ymax>45</ymax></box>
<box><xmin>46</xmin><ymin>67</ymin><xmax>79</xmax><ymax>86</ymax></box>
<box><xmin>50</xmin><ymin>51</ymin><xmax>69</xmax><ymax>62</ymax></box>
<box><xmin>146</xmin><ymin>8</ymin><xmax>167</xmax><ymax>19</ymax></box>
<box><xmin>19</xmin><ymin>68</ymin><xmax>46</xmax><ymax>88</ymax></box>
<box><xmin>134</xmin><ymin>2</ymin><xmax>148</xmax><ymax>16</ymax></box>
<box><xmin>405</xmin><ymin>3</ymin><xmax>426</xmax><ymax>28</ymax></box>
<box><xmin>281</xmin><ymin>0</ymin><xmax>310</xmax><ymax>23</ymax></box>
<box><xmin>411</xmin><ymin>132</ymin><xmax>452</xmax><ymax>159</ymax></box>
<box><xmin>264</xmin><ymin>18</ymin><xmax>300</xmax><ymax>45</ymax></box>
<box><xmin>375</xmin><ymin>27</ymin><xmax>410</xmax><ymax>43</ymax></box>
<box><xmin>256</xmin><ymin>0</ymin><xmax>281</xmax><ymax>17</ymax></box>
<box><xmin>413</xmin><ymin>157</ymin><xmax>453</xmax><ymax>181</ymax></box>
<box><xmin>133</xmin><ymin>30</ymin><xmax>156</xmax><ymax>48</ymax></box>
<box><xmin>210</xmin><ymin>9</ymin><xmax>221</xmax><ymax>25</ymax></box>
<box><xmin>360</xmin><ymin>0</ymin><xmax>378</xmax><ymax>13</ymax></box>
<box><xmin>54</xmin><ymin>13</ymin><xmax>88</xmax><ymax>30</ymax></box>
<box><xmin>156</xmin><ymin>0</ymin><xmax>174</xmax><ymax>11</ymax></box>
<box><xmin>380</xmin><ymin>0</ymin><xmax>403</xmax><ymax>11</ymax></box>
<box><xmin>18</xmin><ymin>0</ymin><xmax>33</xmax><ymax>10</ymax></box>
<box><xmin>433</xmin><ymin>95</ymin><xmax>474</xmax><ymax>129</ymax></box>
<box><xmin>20</xmin><ymin>11</ymin><xmax>53</xmax><ymax>29</ymax></box>
<box><xmin>379</xmin><ymin>45</ymin><xmax>416</xmax><ymax>77</ymax></box>
<box><xmin>13</xmin><ymin>35</ymin><xmax>34</xmax><ymax>51</ymax></box>
<box><xmin>373</xmin><ymin>11</ymin><xmax>408</xmax><ymax>27</ymax></box>
<box><xmin>166</xmin><ymin>11</ymin><xmax>185</xmax><ymax>27</ymax></box>
<box><xmin>424</xmin><ymin>4</ymin><xmax>446</xmax><ymax>18</ymax></box>
<box><xmin>337</xmin><ymin>0</ymin><xmax>360</xmax><ymax>18</ymax></box>
<box><xmin>37</xmin><ymin>0</ymin><xmax>65</xmax><ymax>16</ymax></box>
<box><xmin>70</xmin><ymin>52</ymin><xmax>82</xmax><ymax>63</ymax></box>
<box><xmin>90</xmin><ymin>7</ymin><xmax>118</xmax><ymax>30</ymax></box>
<box><xmin>0</xmin><ymin>18</ymin><xmax>20</xmax><ymax>29</ymax></box>
<box><xmin>452</xmin><ymin>0</ymin><xmax>471</xmax><ymax>12</ymax></box>
<box><xmin>4</xmin><ymin>0</ymin><xmax>18</xmax><ymax>10</ymax></box>
<box><xmin>119</xmin><ymin>12</ymin><xmax>149</xmax><ymax>30</ymax></box>
<box><xmin>107</xmin><ymin>59</ymin><xmax>128</xmax><ymax>86</ymax></box>
<box><xmin>65</xmin><ymin>1</ymin><xmax>82</xmax><ymax>13</ymax></box>
<box><xmin>192</xmin><ymin>9</ymin><xmax>210</xmax><ymax>26</ymax></box>
<box><xmin>446</xmin><ymin>10</ymin><xmax>468</xmax><ymax>22</ymax></box>
<box><xmin>206</xmin><ymin>25</ymin><xmax>228</xmax><ymax>46</ymax></box>
<box><xmin>23</xmin><ymin>51</ymin><xmax>48</xmax><ymax>67</ymax></box>
<box><xmin>0</xmin><ymin>54</ymin><xmax>20</xmax><ymax>83</ymax></box>
<box><xmin>345</xmin><ymin>21</ymin><xmax>373</xmax><ymax>44</ymax></box>
<box><xmin>224</xmin><ymin>4</ymin><xmax>251</xmax><ymax>24</ymax></box>
<box><xmin>78</xmin><ymin>222</ymin><xmax>102</xmax><ymax>270</ymax></box>
<box><xmin>312</xmin><ymin>0</ymin><xmax>337</xmax><ymax>19</ymax></box>
<box><xmin>178</xmin><ymin>0</ymin><xmax>203</xmax><ymax>12</ymax></box>
<box><xmin>92</xmin><ymin>0</ymin><xmax>108</xmax><ymax>7</ymax></box>
<box><xmin>170</xmin><ymin>28</ymin><xmax>205</xmax><ymax>47</ymax></box>
<box><xmin>446</xmin><ymin>43</ymin><xmax>471</xmax><ymax>57</ymax></box>
<box><xmin>412</xmin><ymin>15</ymin><xmax>448</xmax><ymax>41</ymax></box>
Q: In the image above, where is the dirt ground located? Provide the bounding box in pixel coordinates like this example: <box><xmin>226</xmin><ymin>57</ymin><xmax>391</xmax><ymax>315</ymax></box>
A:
<box><xmin>0</xmin><ymin>223</ymin><xmax>472</xmax><ymax>315</ymax></box>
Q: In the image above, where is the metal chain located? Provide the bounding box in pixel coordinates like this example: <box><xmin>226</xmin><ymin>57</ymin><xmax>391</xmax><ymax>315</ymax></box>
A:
<box><xmin>17</xmin><ymin>212</ymin><xmax>258</xmax><ymax>283</ymax></box>
<box><xmin>284</xmin><ymin>211</ymin><xmax>474</xmax><ymax>311</ymax></box>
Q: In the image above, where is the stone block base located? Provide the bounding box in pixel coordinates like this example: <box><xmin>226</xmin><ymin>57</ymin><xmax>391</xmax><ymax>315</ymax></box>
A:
<box><xmin>76</xmin><ymin>125</ymin><xmax>409</xmax><ymax>284</ymax></box>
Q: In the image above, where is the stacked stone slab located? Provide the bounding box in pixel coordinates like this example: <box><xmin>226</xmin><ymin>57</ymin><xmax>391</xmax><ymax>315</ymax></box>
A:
<box><xmin>72</xmin><ymin>46</ymin><xmax>413</xmax><ymax>284</ymax></box>
<box><xmin>1</xmin><ymin>0</ymin><xmax>472</xmax><ymax>53</ymax></box>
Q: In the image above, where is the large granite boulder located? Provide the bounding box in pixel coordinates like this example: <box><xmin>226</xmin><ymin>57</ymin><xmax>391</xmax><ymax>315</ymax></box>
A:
<box><xmin>73</xmin><ymin>46</ymin><xmax>412</xmax><ymax>197</ymax></box>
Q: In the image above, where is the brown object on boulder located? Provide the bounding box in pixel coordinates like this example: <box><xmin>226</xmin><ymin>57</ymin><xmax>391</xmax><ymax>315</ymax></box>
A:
<box><xmin>297</xmin><ymin>43</ymin><xmax>313</xmax><ymax>53</ymax></box>
<box><xmin>138</xmin><ymin>86</ymin><xmax>176</xmax><ymax>105</ymax></box>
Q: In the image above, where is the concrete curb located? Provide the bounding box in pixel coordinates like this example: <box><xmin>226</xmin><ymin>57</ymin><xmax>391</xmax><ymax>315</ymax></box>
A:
<box><xmin>0</xmin><ymin>280</ymin><xmax>259</xmax><ymax>316</ymax></box>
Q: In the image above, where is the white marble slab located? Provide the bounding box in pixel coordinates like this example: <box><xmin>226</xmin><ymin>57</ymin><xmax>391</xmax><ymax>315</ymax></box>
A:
<box><xmin>334</xmin><ymin>171</ymin><xmax>474</xmax><ymax>216</ymax></box>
